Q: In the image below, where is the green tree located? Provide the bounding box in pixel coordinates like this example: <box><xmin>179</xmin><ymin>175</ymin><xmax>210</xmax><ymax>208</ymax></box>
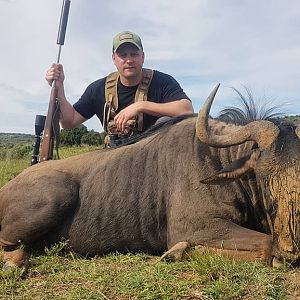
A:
<box><xmin>81</xmin><ymin>130</ymin><xmax>102</xmax><ymax>146</ymax></box>
<box><xmin>60</xmin><ymin>125</ymin><xmax>88</xmax><ymax>146</ymax></box>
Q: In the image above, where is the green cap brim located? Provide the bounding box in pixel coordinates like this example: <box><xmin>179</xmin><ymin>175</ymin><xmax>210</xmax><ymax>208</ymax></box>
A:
<box><xmin>112</xmin><ymin>31</ymin><xmax>143</xmax><ymax>52</ymax></box>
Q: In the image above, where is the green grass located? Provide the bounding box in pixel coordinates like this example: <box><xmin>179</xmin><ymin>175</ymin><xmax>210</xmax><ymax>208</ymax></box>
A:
<box><xmin>0</xmin><ymin>145</ymin><xmax>299</xmax><ymax>299</ymax></box>
<box><xmin>0</xmin><ymin>145</ymin><xmax>99</xmax><ymax>188</ymax></box>
<box><xmin>56</xmin><ymin>145</ymin><xmax>99</xmax><ymax>159</ymax></box>
<box><xmin>0</xmin><ymin>245</ymin><xmax>291</xmax><ymax>300</ymax></box>
<box><xmin>0</xmin><ymin>159</ymin><xmax>29</xmax><ymax>188</ymax></box>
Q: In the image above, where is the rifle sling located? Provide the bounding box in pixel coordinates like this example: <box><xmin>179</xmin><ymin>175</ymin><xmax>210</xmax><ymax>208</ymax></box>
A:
<box><xmin>52</xmin><ymin>100</ymin><xmax>61</xmax><ymax>159</ymax></box>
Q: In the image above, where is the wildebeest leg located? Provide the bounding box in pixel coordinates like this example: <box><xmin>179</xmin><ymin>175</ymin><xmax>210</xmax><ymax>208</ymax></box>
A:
<box><xmin>0</xmin><ymin>238</ymin><xmax>29</xmax><ymax>272</ymax></box>
<box><xmin>1</xmin><ymin>247</ymin><xmax>29</xmax><ymax>274</ymax></box>
<box><xmin>160</xmin><ymin>242</ymin><xmax>190</xmax><ymax>262</ymax></box>
<box><xmin>0</xmin><ymin>171</ymin><xmax>79</xmax><ymax>269</ymax></box>
<box><xmin>0</xmin><ymin>230</ymin><xmax>32</xmax><ymax>270</ymax></box>
<box><xmin>164</xmin><ymin>219</ymin><xmax>273</xmax><ymax>263</ymax></box>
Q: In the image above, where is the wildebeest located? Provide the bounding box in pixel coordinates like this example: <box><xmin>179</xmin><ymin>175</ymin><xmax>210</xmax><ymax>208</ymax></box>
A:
<box><xmin>0</xmin><ymin>84</ymin><xmax>299</xmax><ymax>270</ymax></box>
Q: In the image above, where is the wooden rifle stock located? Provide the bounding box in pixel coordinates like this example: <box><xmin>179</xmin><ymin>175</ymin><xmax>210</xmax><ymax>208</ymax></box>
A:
<box><xmin>39</xmin><ymin>0</ymin><xmax>70</xmax><ymax>162</ymax></box>
<box><xmin>40</xmin><ymin>85</ymin><xmax>60</xmax><ymax>161</ymax></box>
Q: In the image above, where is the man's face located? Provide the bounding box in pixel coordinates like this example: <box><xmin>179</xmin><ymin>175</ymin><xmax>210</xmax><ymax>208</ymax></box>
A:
<box><xmin>112</xmin><ymin>43</ymin><xmax>144</xmax><ymax>80</ymax></box>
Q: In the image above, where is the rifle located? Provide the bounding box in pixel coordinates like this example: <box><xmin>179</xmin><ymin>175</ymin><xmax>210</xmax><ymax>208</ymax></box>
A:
<box><xmin>39</xmin><ymin>0</ymin><xmax>71</xmax><ymax>162</ymax></box>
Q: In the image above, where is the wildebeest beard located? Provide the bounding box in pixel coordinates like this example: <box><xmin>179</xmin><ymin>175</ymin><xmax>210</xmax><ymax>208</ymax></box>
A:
<box><xmin>255</xmin><ymin>124</ymin><xmax>300</xmax><ymax>262</ymax></box>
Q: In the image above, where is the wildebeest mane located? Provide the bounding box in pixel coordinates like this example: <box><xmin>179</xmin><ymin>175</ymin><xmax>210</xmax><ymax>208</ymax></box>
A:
<box><xmin>217</xmin><ymin>87</ymin><xmax>284</xmax><ymax>125</ymax></box>
<box><xmin>110</xmin><ymin>113</ymin><xmax>196</xmax><ymax>148</ymax></box>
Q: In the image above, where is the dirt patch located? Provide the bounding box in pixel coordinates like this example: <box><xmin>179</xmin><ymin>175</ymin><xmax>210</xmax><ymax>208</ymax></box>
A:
<box><xmin>286</xmin><ymin>269</ymin><xmax>300</xmax><ymax>300</ymax></box>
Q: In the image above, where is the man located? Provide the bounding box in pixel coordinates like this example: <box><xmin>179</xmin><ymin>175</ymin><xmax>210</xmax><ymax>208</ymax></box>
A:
<box><xmin>45</xmin><ymin>31</ymin><xmax>193</xmax><ymax>138</ymax></box>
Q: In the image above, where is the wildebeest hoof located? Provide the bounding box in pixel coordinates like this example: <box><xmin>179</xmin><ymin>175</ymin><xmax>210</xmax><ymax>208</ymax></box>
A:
<box><xmin>3</xmin><ymin>249</ymin><xmax>29</xmax><ymax>274</ymax></box>
<box><xmin>160</xmin><ymin>241</ymin><xmax>190</xmax><ymax>262</ymax></box>
<box><xmin>272</xmin><ymin>257</ymin><xmax>286</xmax><ymax>268</ymax></box>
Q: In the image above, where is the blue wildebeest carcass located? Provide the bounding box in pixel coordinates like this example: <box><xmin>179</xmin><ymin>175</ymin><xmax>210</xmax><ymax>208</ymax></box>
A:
<box><xmin>0</xmin><ymin>84</ymin><xmax>299</xmax><ymax>270</ymax></box>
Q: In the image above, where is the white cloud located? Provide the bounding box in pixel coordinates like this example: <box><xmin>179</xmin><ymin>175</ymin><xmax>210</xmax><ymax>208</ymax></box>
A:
<box><xmin>0</xmin><ymin>0</ymin><xmax>299</xmax><ymax>133</ymax></box>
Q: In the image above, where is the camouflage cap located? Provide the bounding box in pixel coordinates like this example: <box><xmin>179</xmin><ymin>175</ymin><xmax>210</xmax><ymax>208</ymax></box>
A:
<box><xmin>112</xmin><ymin>31</ymin><xmax>143</xmax><ymax>52</ymax></box>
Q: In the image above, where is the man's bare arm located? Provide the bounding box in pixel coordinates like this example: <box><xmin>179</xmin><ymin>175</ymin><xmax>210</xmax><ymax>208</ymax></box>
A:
<box><xmin>114</xmin><ymin>99</ymin><xmax>194</xmax><ymax>132</ymax></box>
<box><xmin>137</xmin><ymin>99</ymin><xmax>194</xmax><ymax>117</ymax></box>
<box><xmin>45</xmin><ymin>64</ymin><xmax>87</xmax><ymax>129</ymax></box>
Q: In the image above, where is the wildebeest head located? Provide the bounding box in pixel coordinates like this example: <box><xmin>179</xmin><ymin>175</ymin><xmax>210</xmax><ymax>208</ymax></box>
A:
<box><xmin>197</xmin><ymin>84</ymin><xmax>300</xmax><ymax>262</ymax></box>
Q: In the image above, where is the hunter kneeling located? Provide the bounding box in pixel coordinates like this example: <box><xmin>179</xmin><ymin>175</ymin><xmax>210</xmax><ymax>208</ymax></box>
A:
<box><xmin>45</xmin><ymin>31</ymin><xmax>194</xmax><ymax>146</ymax></box>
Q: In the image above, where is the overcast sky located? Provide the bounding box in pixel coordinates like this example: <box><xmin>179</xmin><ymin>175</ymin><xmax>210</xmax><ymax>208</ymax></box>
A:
<box><xmin>0</xmin><ymin>0</ymin><xmax>299</xmax><ymax>134</ymax></box>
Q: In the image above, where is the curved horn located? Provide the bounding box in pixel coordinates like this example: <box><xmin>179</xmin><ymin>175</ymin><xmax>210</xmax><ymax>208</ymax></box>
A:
<box><xmin>196</xmin><ymin>84</ymin><xmax>280</xmax><ymax>149</ymax></box>
<box><xmin>196</xmin><ymin>83</ymin><xmax>220</xmax><ymax>142</ymax></box>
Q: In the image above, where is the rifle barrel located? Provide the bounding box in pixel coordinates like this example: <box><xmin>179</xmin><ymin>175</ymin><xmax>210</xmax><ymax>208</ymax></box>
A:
<box><xmin>56</xmin><ymin>0</ymin><xmax>71</xmax><ymax>46</ymax></box>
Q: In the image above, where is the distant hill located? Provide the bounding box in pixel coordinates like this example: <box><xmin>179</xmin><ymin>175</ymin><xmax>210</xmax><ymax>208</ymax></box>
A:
<box><xmin>0</xmin><ymin>133</ymin><xmax>34</xmax><ymax>147</ymax></box>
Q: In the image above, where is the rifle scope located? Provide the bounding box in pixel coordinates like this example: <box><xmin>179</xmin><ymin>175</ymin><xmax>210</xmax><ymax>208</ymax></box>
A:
<box><xmin>31</xmin><ymin>115</ymin><xmax>46</xmax><ymax>165</ymax></box>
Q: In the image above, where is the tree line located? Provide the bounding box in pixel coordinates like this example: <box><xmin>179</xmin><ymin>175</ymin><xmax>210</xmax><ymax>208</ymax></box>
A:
<box><xmin>60</xmin><ymin>124</ymin><xmax>105</xmax><ymax>146</ymax></box>
<box><xmin>0</xmin><ymin>126</ymin><xmax>104</xmax><ymax>161</ymax></box>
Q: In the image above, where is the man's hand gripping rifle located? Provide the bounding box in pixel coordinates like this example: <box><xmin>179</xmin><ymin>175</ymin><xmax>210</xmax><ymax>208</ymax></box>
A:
<box><xmin>32</xmin><ymin>0</ymin><xmax>71</xmax><ymax>164</ymax></box>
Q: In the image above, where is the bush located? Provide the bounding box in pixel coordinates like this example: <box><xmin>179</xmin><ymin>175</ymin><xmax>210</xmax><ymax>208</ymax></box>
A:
<box><xmin>0</xmin><ymin>144</ymin><xmax>33</xmax><ymax>160</ymax></box>
<box><xmin>8</xmin><ymin>144</ymin><xmax>32</xmax><ymax>160</ymax></box>
<box><xmin>60</xmin><ymin>125</ymin><xmax>88</xmax><ymax>146</ymax></box>
<box><xmin>81</xmin><ymin>130</ymin><xmax>102</xmax><ymax>146</ymax></box>
<box><xmin>0</xmin><ymin>147</ymin><xmax>7</xmax><ymax>160</ymax></box>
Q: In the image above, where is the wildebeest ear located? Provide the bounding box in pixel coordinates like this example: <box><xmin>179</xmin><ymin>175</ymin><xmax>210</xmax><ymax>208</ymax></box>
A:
<box><xmin>200</xmin><ymin>150</ymin><xmax>260</xmax><ymax>184</ymax></box>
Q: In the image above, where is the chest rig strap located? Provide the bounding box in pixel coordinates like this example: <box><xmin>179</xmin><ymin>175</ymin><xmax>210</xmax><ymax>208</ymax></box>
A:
<box><xmin>135</xmin><ymin>68</ymin><xmax>153</xmax><ymax>131</ymax></box>
<box><xmin>104</xmin><ymin>68</ymin><xmax>153</xmax><ymax>132</ymax></box>
<box><xmin>103</xmin><ymin>71</ymin><xmax>119</xmax><ymax>132</ymax></box>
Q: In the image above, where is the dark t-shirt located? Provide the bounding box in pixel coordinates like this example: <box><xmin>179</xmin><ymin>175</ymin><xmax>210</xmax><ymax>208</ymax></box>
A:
<box><xmin>73</xmin><ymin>70</ymin><xmax>190</xmax><ymax>130</ymax></box>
